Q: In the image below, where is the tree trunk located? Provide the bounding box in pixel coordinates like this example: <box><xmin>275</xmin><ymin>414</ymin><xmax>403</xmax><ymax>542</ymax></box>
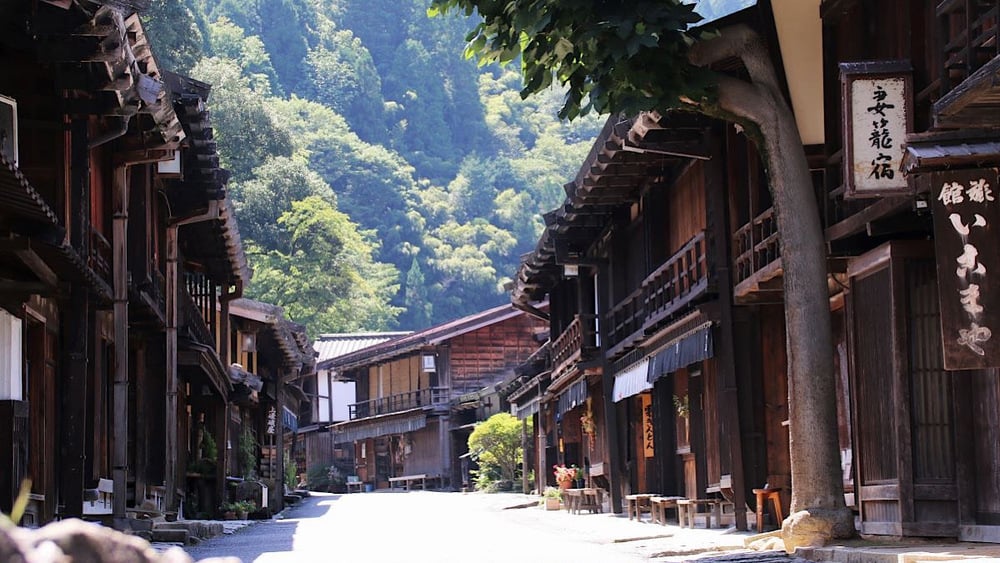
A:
<box><xmin>686</xmin><ymin>25</ymin><xmax>853</xmax><ymax>540</ymax></box>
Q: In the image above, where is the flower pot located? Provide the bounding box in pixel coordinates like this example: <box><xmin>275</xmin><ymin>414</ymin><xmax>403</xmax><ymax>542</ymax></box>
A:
<box><xmin>544</xmin><ymin>497</ymin><xmax>561</xmax><ymax>511</ymax></box>
<box><xmin>236</xmin><ymin>510</ymin><xmax>248</xmax><ymax>520</ymax></box>
<box><xmin>558</xmin><ymin>481</ymin><xmax>571</xmax><ymax>491</ymax></box>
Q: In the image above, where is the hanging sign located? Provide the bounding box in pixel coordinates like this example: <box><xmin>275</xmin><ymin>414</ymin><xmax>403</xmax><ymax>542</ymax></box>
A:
<box><xmin>931</xmin><ymin>168</ymin><xmax>1000</xmax><ymax>369</ymax></box>
<box><xmin>641</xmin><ymin>393</ymin><xmax>655</xmax><ymax>458</ymax></box>
<box><xmin>266</xmin><ymin>406</ymin><xmax>276</xmax><ymax>435</ymax></box>
<box><xmin>841</xmin><ymin>61</ymin><xmax>913</xmax><ymax>197</ymax></box>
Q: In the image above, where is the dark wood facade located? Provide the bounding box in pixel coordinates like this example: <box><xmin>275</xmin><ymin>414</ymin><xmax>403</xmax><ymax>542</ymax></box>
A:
<box><xmin>0</xmin><ymin>0</ymin><xmax>312</xmax><ymax>528</ymax></box>
<box><xmin>322</xmin><ymin>305</ymin><xmax>545</xmax><ymax>491</ymax></box>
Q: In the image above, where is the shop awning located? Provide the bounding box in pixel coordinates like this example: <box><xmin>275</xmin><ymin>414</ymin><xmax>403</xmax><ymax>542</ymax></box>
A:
<box><xmin>557</xmin><ymin>378</ymin><xmax>588</xmax><ymax>416</ymax></box>
<box><xmin>331</xmin><ymin>409</ymin><xmax>427</xmax><ymax>444</ymax></box>
<box><xmin>612</xmin><ymin>358</ymin><xmax>651</xmax><ymax>402</ymax></box>
<box><xmin>647</xmin><ymin>323</ymin><xmax>714</xmax><ymax>384</ymax></box>
<box><xmin>514</xmin><ymin>397</ymin><xmax>539</xmax><ymax>420</ymax></box>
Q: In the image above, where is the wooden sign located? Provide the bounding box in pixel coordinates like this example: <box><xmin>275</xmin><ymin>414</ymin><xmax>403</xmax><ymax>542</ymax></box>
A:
<box><xmin>841</xmin><ymin>61</ymin><xmax>912</xmax><ymax>197</ymax></box>
<box><xmin>931</xmin><ymin>168</ymin><xmax>1000</xmax><ymax>370</ymax></box>
<box><xmin>641</xmin><ymin>393</ymin><xmax>654</xmax><ymax>458</ymax></box>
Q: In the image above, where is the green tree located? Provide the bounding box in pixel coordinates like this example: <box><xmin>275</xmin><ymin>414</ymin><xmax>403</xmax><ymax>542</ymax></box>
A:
<box><xmin>229</xmin><ymin>157</ymin><xmax>333</xmax><ymax>250</ymax></box>
<box><xmin>207</xmin><ymin>17</ymin><xmax>282</xmax><ymax>94</ymax></box>
<box><xmin>468</xmin><ymin>413</ymin><xmax>527</xmax><ymax>485</ymax></box>
<box><xmin>191</xmin><ymin>57</ymin><xmax>293</xmax><ymax>181</ymax></box>
<box><xmin>431</xmin><ymin>0</ymin><xmax>852</xmax><ymax>542</ymax></box>
<box><xmin>247</xmin><ymin>196</ymin><xmax>402</xmax><ymax>335</ymax></box>
<box><xmin>303</xmin><ymin>31</ymin><xmax>386</xmax><ymax>142</ymax></box>
<box><xmin>142</xmin><ymin>0</ymin><xmax>204</xmax><ymax>73</ymax></box>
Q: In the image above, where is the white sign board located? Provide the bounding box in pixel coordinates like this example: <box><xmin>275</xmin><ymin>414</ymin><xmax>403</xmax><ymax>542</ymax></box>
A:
<box><xmin>841</xmin><ymin>62</ymin><xmax>912</xmax><ymax>197</ymax></box>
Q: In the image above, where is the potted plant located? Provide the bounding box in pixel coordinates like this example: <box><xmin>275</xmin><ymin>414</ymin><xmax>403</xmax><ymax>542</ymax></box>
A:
<box><xmin>553</xmin><ymin>464</ymin><xmax>574</xmax><ymax>490</ymax></box>
<box><xmin>232</xmin><ymin>500</ymin><xmax>256</xmax><ymax>520</ymax></box>
<box><xmin>541</xmin><ymin>486</ymin><xmax>562</xmax><ymax>510</ymax></box>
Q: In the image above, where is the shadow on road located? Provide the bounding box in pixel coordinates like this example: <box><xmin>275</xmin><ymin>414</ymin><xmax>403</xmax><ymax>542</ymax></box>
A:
<box><xmin>185</xmin><ymin>494</ymin><xmax>338</xmax><ymax>562</ymax></box>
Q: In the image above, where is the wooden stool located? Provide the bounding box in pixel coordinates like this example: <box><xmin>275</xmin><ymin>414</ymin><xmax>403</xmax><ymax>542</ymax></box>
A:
<box><xmin>625</xmin><ymin>494</ymin><xmax>654</xmax><ymax>521</ymax></box>
<box><xmin>752</xmin><ymin>487</ymin><xmax>783</xmax><ymax>531</ymax></box>
<box><xmin>677</xmin><ymin>498</ymin><xmax>722</xmax><ymax>528</ymax></box>
<box><xmin>649</xmin><ymin>496</ymin><xmax>684</xmax><ymax>525</ymax></box>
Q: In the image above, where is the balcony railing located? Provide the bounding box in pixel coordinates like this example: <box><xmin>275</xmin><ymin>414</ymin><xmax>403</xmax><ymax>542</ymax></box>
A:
<box><xmin>349</xmin><ymin>386</ymin><xmax>450</xmax><ymax>420</ymax></box>
<box><xmin>605</xmin><ymin>231</ymin><xmax>710</xmax><ymax>355</ymax></box>
<box><xmin>89</xmin><ymin>226</ymin><xmax>112</xmax><ymax>284</ymax></box>
<box><xmin>938</xmin><ymin>0</ymin><xmax>1000</xmax><ymax>98</ymax></box>
<box><xmin>550</xmin><ymin>314</ymin><xmax>599</xmax><ymax>381</ymax></box>
<box><xmin>733</xmin><ymin>208</ymin><xmax>779</xmax><ymax>287</ymax></box>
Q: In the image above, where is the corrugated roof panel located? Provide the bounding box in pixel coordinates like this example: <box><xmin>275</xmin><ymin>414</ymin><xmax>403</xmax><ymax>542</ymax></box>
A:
<box><xmin>313</xmin><ymin>332</ymin><xmax>411</xmax><ymax>363</ymax></box>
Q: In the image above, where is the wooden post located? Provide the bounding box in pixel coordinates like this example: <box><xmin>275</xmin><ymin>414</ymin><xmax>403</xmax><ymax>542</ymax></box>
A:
<box><xmin>597</xmin><ymin>261</ymin><xmax>624</xmax><ymax>513</ymax></box>
<box><xmin>59</xmin><ymin>118</ymin><xmax>90</xmax><ymax>519</ymax></box>
<box><xmin>112</xmin><ymin>164</ymin><xmax>129</xmax><ymax>519</ymax></box>
<box><xmin>165</xmin><ymin>224</ymin><xmax>179</xmax><ymax>511</ymax></box>
<box><xmin>521</xmin><ymin>417</ymin><xmax>529</xmax><ymax>493</ymax></box>
<box><xmin>276</xmin><ymin>378</ymin><xmax>285</xmax><ymax>509</ymax></box>
<box><xmin>705</xmin><ymin>128</ymin><xmax>748</xmax><ymax>530</ymax></box>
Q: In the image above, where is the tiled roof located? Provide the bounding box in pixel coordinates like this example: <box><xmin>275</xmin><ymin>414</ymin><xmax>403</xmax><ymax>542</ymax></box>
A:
<box><xmin>317</xmin><ymin>304</ymin><xmax>528</xmax><ymax>371</ymax></box>
<box><xmin>313</xmin><ymin>332</ymin><xmax>411</xmax><ymax>364</ymax></box>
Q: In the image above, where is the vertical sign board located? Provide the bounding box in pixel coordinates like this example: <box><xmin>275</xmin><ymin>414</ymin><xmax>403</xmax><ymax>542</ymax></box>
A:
<box><xmin>931</xmin><ymin>168</ymin><xmax>1000</xmax><ymax>369</ymax></box>
<box><xmin>641</xmin><ymin>393</ymin><xmax>654</xmax><ymax>458</ymax></box>
<box><xmin>841</xmin><ymin>61</ymin><xmax>913</xmax><ymax>197</ymax></box>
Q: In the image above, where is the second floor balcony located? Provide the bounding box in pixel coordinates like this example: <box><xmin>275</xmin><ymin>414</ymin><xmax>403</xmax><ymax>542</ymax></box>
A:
<box><xmin>605</xmin><ymin>230</ymin><xmax>711</xmax><ymax>357</ymax></box>
<box><xmin>348</xmin><ymin>386</ymin><xmax>450</xmax><ymax>421</ymax></box>
<box><xmin>733</xmin><ymin>207</ymin><xmax>782</xmax><ymax>301</ymax></box>
<box><xmin>550</xmin><ymin>314</ymin><xmax>599</xmax><ymax>382</ymax></box>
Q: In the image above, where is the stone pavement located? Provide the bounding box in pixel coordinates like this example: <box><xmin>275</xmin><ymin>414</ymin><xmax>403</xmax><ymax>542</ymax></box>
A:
<box><xmin>493</xmin><ymin>493</ymin><xmax>1000</xmax><ymax>562</ymax></box>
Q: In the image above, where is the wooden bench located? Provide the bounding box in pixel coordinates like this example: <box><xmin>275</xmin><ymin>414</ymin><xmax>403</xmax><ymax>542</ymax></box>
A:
<box><xmin>388</xmin><ymin>474</ymin><xmax>427</xmax><ymax>491</ymax></box>
<box><xmin>625</xmin><ymin>493</ymin><xmax>655</xmax><ymax>521</ymax></box>
<box><xmin>650</xmin><ymin>496</ymin><xmax>685</xmax><ymax>525</ymax></box>
<box><xmin>346</xmin><ymin>476</ymin><xmax>364</xmax><ymax>493</ymax></box>
<box><xmin>677</xmin><ymin>498</ymin><xmax>724</xmax><ymax>528</ymax></box>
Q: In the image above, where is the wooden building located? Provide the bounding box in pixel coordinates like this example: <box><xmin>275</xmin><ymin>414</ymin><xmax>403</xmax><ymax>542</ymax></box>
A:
<box><xmin>305</xmin><ymin>332</ymin><xmax>411</xmax><ymax>487</ymax></box>
<box><xmin>321</xmin><ymin>305</ymin><xmax>545</xmax><ymax>490</ymax></box>
<box><xmin>816</xmin><ymin>0</ymin><xmax>1000</xmax><ymax>542</ymax></box>
<box><xmin>509</xmin><ymin>0</ymin><xmax>1000</xmax><ymax>543</ymax></box>
<box><xmin>505</xmin><ymin>4</ymin><xmax>839</xmax><ymax>531</ymax></box>
<box><xmin>0</xmin><ymin>0</ymin><xmax>313</xmax><ymax>527</ymax></box>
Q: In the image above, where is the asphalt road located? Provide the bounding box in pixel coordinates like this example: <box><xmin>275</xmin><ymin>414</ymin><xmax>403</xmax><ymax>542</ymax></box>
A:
<box><xmin>181</xmin><ymin>491</ymin><xmax>754</xmax><ymax>563</ymax></box>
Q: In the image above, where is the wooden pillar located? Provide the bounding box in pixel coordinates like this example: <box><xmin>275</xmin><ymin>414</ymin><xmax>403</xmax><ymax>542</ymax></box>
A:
<box><xmin>111</xmin><ymin>164</ymin><xmax>129</xmax><ymax>519</ymax></box>
<box><xmin>165</xmin><ymin>224</ymin><xmax>179</xmax><ymax>510</ymax></box>
<box><xmin>276</xmin><ymin>378</ymin><xmax>285</xmax><ymax>509</ymax></box>
<box><xmin>597</xmin><ymin>261</ymin><xmax>624</xmax><ymax>513</ymax></box>
<box><xmin>705</xmin><ymin>128</ymin><xmax>748</xmax><ymax>530</ymax></box>
<box><xmin>59</xmin><ymin>118</ymin><xmax>91</xmax><ymax>519</ymax></box>
<box><xmin>521</xmin><ymin>417</ymin><xmax>529</xmax><ymax>493</ymax></box>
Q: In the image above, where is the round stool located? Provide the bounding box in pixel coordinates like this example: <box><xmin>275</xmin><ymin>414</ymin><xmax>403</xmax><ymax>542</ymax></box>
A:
<box><xmin>752</xmin><ymin>487</ymin><xmax>783</xmax><ymax>531</ymax></box>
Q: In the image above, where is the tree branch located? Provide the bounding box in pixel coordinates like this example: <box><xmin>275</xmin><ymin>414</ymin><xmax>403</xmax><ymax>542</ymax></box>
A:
<box><xmin>688</xmin><ymin>24</ymin><xmax>784</xmax><ymax>103</ymax></box>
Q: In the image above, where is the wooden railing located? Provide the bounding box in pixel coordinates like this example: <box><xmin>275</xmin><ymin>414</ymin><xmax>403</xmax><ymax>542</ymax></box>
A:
<box><xmin>349</xmin><ymin>387</ymin><xmax>450</xmax><ymax>420</ymax></box>
<box><xmin>180</xmin><ymin>285</ymin><xmax>214</xmax><ymax>347</ymax></box>
<box><xmin>938</xmin><ymin>0</ymin><xmax>1000</xmax><ymax>97</ymax></box>
<box><xmin>550</xmin><ymin>314</ymin><xmax>599</xmax><ymax>380</ymax></box>
<box><xmin>185</xmin><ymin>272</ymin><xmax>218</xmax><ymax>340</ymax></box>
<box><xmin>605</xmin><ymin>231</ymin><xmax>711</xmax><ymax>354</ymax></box>
<box><xmin>89</xmin><ymin>226</ymin><xmax>112</xmax><ymax>284</ymax></box>
<box><xmin>733</xmin><ymin>208</ymin><xmax>779</xmax><ymax>286</ymax></box>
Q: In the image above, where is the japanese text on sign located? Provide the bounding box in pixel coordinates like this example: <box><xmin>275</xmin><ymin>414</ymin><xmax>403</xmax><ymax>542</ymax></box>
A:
<box><xmin>841</xmin><ymin>62</ymin><xmax>912</xmax><ymax>197</ymax></box>
<box><xmin>931</xmin><ymin>169</ymin><xmax>1000</xmax><ymax>369</ymax></box>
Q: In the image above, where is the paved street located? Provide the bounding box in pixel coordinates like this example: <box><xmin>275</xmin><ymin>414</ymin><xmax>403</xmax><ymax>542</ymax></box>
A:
<box><xmin>181</xmin><ymin>491</ymin><xmax>782</xmax><ymax>563</ymax></box>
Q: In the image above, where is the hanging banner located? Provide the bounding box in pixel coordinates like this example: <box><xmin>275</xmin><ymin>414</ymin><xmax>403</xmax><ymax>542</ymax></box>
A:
<box><xmin>641</xmin><ymin>393</ymin><xmax>655</xmax><ymax>458</ymax></box>
<box><xmin>840</xmin><ymin>61</ymin><xmax>913</xmax><ymax>197</ymax></box>
<box><xmin>931</xmin><ymin>168</ymin><xmax>1000</xmax><ymax>369</ymax></box>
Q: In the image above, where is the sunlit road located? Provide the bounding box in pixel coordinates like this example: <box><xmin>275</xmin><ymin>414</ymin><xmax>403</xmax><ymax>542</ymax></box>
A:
<box><xmin>182</xmin><ymin>491</ymin><xmax>677</xmax><ymax>563</ymax></box>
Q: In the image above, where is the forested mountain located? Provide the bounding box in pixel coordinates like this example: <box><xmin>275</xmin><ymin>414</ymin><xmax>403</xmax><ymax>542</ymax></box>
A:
<box><xmin>143</xmin><ymin>0</ymin><xmax>603</xmax><ymax>335</ymax></box>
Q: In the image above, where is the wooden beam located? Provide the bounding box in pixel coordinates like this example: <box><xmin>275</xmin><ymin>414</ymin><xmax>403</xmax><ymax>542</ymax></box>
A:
<box><xmin>0</xmin><ymin>238</ymin><xmax>59</xmax><ymax>287</ymax></box>
<box><xmin>824</xmin><ymin>197</ymin><xmax>911</xmax><ymax>241</ymax></box>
